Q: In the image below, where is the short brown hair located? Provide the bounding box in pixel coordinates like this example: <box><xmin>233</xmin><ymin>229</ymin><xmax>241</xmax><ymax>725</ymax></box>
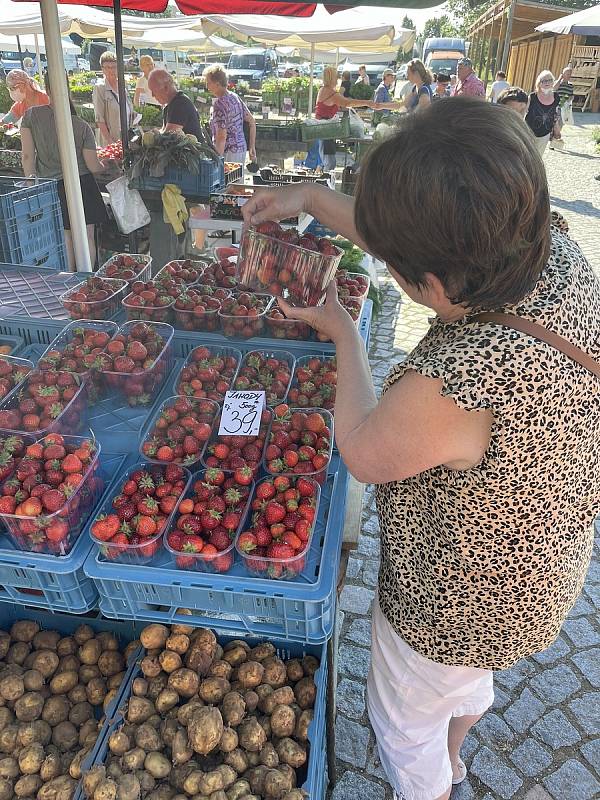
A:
<box><xmin>355</xmin><ymin>97</ymin><xmax>550</xmax><ymax>310</ymax></box>
<box><xmin>100</xmin><ymin>51</ymin><xmax>117</xmax><ymax>67</ymax></box>
<box><xmin>203</xmin><ymin>64</ymin><xmax>228</xmax><ymax>87</ymax></box>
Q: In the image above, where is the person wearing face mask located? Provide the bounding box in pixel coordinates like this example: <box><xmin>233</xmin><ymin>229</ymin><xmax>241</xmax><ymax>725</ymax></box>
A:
<box><xmin>525</xmin><ymin>71</ymin><xmax>561</xmax><ymax>156</ymax></box>
<box><xmin>2</xmin><ymin>69</ymin><xmax>49</xmax><ymax>124</ymax></box>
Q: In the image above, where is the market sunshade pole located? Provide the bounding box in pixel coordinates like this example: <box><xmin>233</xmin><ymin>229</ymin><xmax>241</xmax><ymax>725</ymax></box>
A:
<box><xmin>39</xmin><ymin>0</ymin><xmax>92</xmax><ymax>272</ymax></box>
<box><xmin>308</xmin><ymin>41</ymin><xmax>315</xmax><ymax>112</ymax></box>
<box><xmin>113</xmin><ymin>0</ymin><xmax>130</xmax><ymax>154</ymax></box>
<box><xmin>33</xmin><ymin>32</ymin><xmax>43</xmax><ymax>83</ymax></box>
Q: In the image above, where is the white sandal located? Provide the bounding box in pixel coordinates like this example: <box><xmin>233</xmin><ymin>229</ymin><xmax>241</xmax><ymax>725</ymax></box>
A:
<box><xmin>452</xmin><ymin>759</ymin><xmax>467</xmax><ymax>785</ymax></box>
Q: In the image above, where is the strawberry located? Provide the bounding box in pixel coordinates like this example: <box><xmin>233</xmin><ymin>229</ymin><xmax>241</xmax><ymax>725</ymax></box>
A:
<box><xmin>41</xmin><ymin>489</ymin><xmax>66</xmax><ymax>513</ymax></box>
<box><xmin>265</xmin><ymin>501</ymin><xmax>286</xmax><ymax>525</ymax></box>
<box><xmin>135</xmin><ymin>515</ymin><xmax>157</xmax><ymax>537</ymax></box>
<box><xmin>209</xmin><ymin>529</ymin><xmax>232</xmax><ymax>551</ymax></box>
<box><xmin>267</xmin><ymin>543</ymin><xmax>295</xmax><ymax>559</ymax></box>
<box><xmin>238</xmin><ymin>531</ymin><xmax>257</xmax><ymax>553</ymax></box>
<box><xmin>91</xmin><ymin>514</ymin><xmax>120</xmax><ymax>541</ymax></box>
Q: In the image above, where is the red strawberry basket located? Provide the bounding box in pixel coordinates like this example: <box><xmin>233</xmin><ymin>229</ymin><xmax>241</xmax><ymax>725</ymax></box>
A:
<box><xmin>218</xmin><ymin>292</ymin><xmax>274</xmax><ymax>339</ymax></box>
<box><xmin>234</xmin><ymin>349</ymin><xmax>295</xmax><ymax>407</ymax></box>
<box><xmin>96</xmin><ymin>253</ymin><xmax>152</xmax><ymax>286</ymax></box>
<box><xmin>89</xmin><ymin>461</ymin><xmax>192</xmax><ymax>565</ymax></box>
<box><xmin>59</xmin><ymin>277</ymin><xmax>128</xmax><ymax>321</ymax></box>
<box><xmin>0</xmin><ymin>354</ymin><xmax>34</xmax><ymax>402</ymax></box>
<box><xmin>139</xmin><ymin>395</ymin><xmax>219</xmax><ymax>469</ymax></box>
<box><xmin>122</xmin><ymin>290</ymin><xmax>175</xmax><ymax>324</ymax></box>
<box><xmin>235</xmin><ymin>474</ymin><xmax>321</xmax><ymax>580</ymax></box>
<box><xmin>175</xmin><ymin>344</ymin><xmax>242</xmax><ymax>403</ymax></box>
<box><xmin>201</xmin><ymin>407</ymin><xmax>272</xmax><ymax>478</ymax></box>
<box><xmin>173</xmin><ymin>288</ymin><xmax>225</xmax><ymax>333</ymax></box>
<box><xmin>0</xmin><ymin>433</ymin><xmax>102</xmax><ymax>556</ymax></box>
<box><xmin>155</xmin><ymin>259</ymin><xmax>208</xmax><ymax>286</ymax></box>
<box><xmin>263</xmin><ymin>406</ymin><xmax>334</xmax><ymax>486</ymax></box>
<box><xmin>237</xmin><ymin>225</ymin><xmax>343</xmax><ymax>306</ymax></box>
<box><xmin>265</xmin><ymin>308</ymin><xmax>313</xmax><ymax>341</ymax></box>
<box><xmin>163</xmin><ymin>468</ymin><xmax>253</xmax><ymax>574</ymax></box>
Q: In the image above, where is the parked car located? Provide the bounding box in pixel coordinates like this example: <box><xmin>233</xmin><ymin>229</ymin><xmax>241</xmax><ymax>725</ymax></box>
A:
<box><xmin>396</xmin><ymin>64</ymin><xmax>408</xmax><ymax>80</ymax></box>
<box><xmin>227</xmin><ymin>48</ymin><xmax>278</xmax><ymax>89</ymax></box>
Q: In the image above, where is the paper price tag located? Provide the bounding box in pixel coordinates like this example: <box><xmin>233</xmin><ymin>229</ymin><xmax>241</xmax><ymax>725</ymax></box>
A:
<box><xmin>219</xmin><ymin>391</ymin><xmax>266</xmax><ymax>437</ymax></box>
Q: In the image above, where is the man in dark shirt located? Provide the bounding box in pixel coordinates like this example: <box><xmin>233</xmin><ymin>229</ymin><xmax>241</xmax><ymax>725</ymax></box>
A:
<box><xmin>147</xmin><ymin>68</ymin><xmax>202</xmax><ymax>140</ymax></box>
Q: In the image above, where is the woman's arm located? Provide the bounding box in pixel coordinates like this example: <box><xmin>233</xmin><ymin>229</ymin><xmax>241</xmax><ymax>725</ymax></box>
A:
<box><xmin>417</xmin><ymin>91</ymin><xmax>431</xmax><ymax>110</ymax></box>
<box><xmin>1</xmin><ymin>111</ymin><xmax>17</xmax><ymax>124</ymax></box>
<box><xmin>335</xmin><ymin>92</ymin><xmax>377</xmax><ymax>109</ymax></box>
<box><xmin>243</xmin><ymin>106</ymin><xmax>257</xmax><ymax>159</ymax></box>
<box><xmin>133</xmin><ymin>86</ymin><xmax>142</xmax><ymax>106</ymax></box>
<box><xmin>82</xmin><ymin>147</ymin><xmax>106</xmax><ymax>174</ymax></box>
<box><xmin>213</xmin><ymin>127</ymin><xmax>227</xmax><ymax>155</ymax></box>
<box><xmin>20</xmin><ymin>126</ymin><xmax>36</xmax><ymax>176</ymax></box>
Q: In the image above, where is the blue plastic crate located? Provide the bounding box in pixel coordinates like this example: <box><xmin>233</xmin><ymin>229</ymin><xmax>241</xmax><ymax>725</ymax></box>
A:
<box><xmin>79</xmin><ymin>633</ymin><xmax>327</xmax><ymax>800</ymax></box>
<box><xmin>0</xmin><ymin>263</ymin><xmax>79</xmax><ymax>319</ymax></box>
<box><xmin>0</xmin><ymin>177</ymin><xmax>66</xmax><ymax>269</ymax></box>
<box><xmin>85</xmin><ymin>457</ymin><xmax>348</xmax><ymax>643</ymax></box>
<box><xmin>0</xmin><ymin>452</ymin><xmax>129</xmax><ymax>613</ymax></box>
<box><xmin>0</xmin><ymin>333</ymin><xmax>24</xmax><ymax>354</ymax></box>
<box><xmin>131</xmin><ymin>156</ymin><xmax>225</xmax><ymax>197</ymax></box>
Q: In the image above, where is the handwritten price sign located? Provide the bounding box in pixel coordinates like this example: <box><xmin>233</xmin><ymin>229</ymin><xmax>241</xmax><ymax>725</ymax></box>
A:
<box><xmin>218</xmin><ymin>391</ymin><xmax>266</xmax><ymax>437</ymax></box>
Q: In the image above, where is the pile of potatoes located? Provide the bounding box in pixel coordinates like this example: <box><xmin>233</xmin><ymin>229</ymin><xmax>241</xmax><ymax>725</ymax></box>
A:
<box><xmin>0</xmin><ymin>619</ymin><xmax>136</xmax><ymax>800</ymax></box>
<box><xmin>83</xmin><ymin>622</ymin><xmax>318</xmax><ymax>800</ymax></box>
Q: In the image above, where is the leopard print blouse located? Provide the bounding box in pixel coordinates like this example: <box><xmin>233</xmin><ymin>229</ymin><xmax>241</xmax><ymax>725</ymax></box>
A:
<box><xmin>376</xmin><ymin>229</ymin><xmax>600</xmax><ymax>670</ymax></box>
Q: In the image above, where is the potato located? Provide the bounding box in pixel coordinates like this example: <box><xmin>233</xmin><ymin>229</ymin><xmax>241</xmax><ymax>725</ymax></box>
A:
<box><xmin>79</xmin><ymin>718</ymin><xmax>99</xmax><ymax>748</ymax></box>
<box><xmin>263</xmin><ymin>768</ymin><xmax>293</xmax><ymax>799</ymax></box>
<box><xmin>140</xmin><ymin>656</ymin><xmax>162</xmax><ymax>680</ymax></box>
<box><xmin>0</xmin><ymin>673</ymin><xmax>24</xmax><ymax>701</ymax></box>
<box><xmin>37</xmin><ymin>774</ymin><xmax>77</xmax><ymax>800</ymax></box>
<box><xmin>10</xmin><ymin>621</ymin><xmax>39</xmax><ymax>643</ymax></box>
<box><xmin>78</xmin><ymin>639</ymin><xmax>102</xmax><ymax>666</ymax></box>
<box><xmin>249</xmin><ymin>643</ymin><xmax>276</xmax><ymax>662</ymax></box>
<box><xmin>108</xmin><ymin>729</ymin><xmax>130</xmax><ymax>756</ymax></box>
<box><xmin>275</xmin><ymin>739</ymin><xmax>306</xmax><ymax>769</ymax></box>
<box><xmin>168</xmin><ymin>668</ymin><xmax>199</xmax><ymax>699</ymax></box>
<box><xmin>83</xmin><ymin>765</ymin><xmax>106</xmax><ymax>798</ymax></box>
<box><xmin>300</xmin><ymin>655</ymin><xmax>319</xmax><ymax>676</ymax></box>
<box><xmin>257</xmin><ymin>715</ymin><xmax>271</xmax><ymax>739</ymax></box>
<box><xmin>43</xmin><ymin>695</ymin><xmax>70</xmax><ymax>726</ymax></box>
<box><xmin>132</xmin><ymin>678</ymin><xmax>148</xmax><ymax>697</ymax></box>
<box><xmin>0</xmin><ymin>756</ymin><xmax>18</xmax><ymax>779</ymax></box>
<box><xmin>244</xmin><ymin>691</ymin><xmax>259</xmax><ymax>713</ymax></box>
<box><xmin>69</xmin><ymin>746</ymin><xmax>90</xmax><ymax>780</ymax></box>
<box><xmin>245</xmin><ymin>750</ymin><xmax>261</xmax><ymax>768</ymax></box>
<box><xmin>171</xmin><ymin>727</ymin><xmax>193</xmax><ymax>766</ymax></box>
<box><xmin>52</xmin><ymin>720</ymin><xmax>78</xmax><ymax>751</ymax></box>
<box><xmin>293</xmin><ymin>678</ymin><xmax>316</xmax><ymax>710</ymax></box>
<box><xmin>79</xmin><ymin>665</ymin><xmax>101</xmax><ymax>685</ymax></box>
<box><xmin>188</xmin><ymin>707</ymin><xmax>224</xmax><ymax>755</ymax></box>
<box><xmin>294</xmin><ymin>709</ymin><xmax>313</xmax><ymax>742</ymax></box>
<box><xmin>259</xmin><ymin>742</ymin><xmax>279</xmax><ymax>769</ymax></box>
<box><xmin>0</xmin><ymin>708</ymin><xmax>13</xmax><ymax>730</ymax></box>
<box><xmin>117</xmin><ymin>773</ymin><xmax>141</xmax><ymax>800</ymax></box>
<box><xmin>147</xmin><ymin>674</ymin><xmax>168</xmax><ymax>701</ymax></box>
<box><xmin>285</xmin><ymin>660</ymin><xmax>304</xmax><ymax>683</ymax></box>
<box><xmin>69</xmin><ymin>685</ymin><xmax>89</xmax><ymax>705</ymax></box>
<box><xmin>209</xmin><ymin>660</ymin><xmax>233</xmax><ymax>681</ymax></box>
<box><xmin>219</xmin><ymin>726</ymin><xmax>238</xmax><ymax>754</ymax></box>
<box><xmin>32</xmin><ymin>631</ymin><xmax>59</xmax><ymax>652</ymax></box>
<box><xmin>185</xmin><ymin>631</ymin><xmax>216</xmax><ymax>675</ymax></box>
<box><xmin>160</xmin><ymin>717</ymin><xmax>179</xmax><ymax>749</ymax></box>
<box><xmin>155</xmin><ymin>688</ymin><xmax>180</xmax><ymax>715</ymax></box>
<box><xmin>159</xmin><ymin>650</ymin><xmax>182</xmax><ymax>674</ymax></box>
<box><xmin>103</xmin><ymin>688</ymin><xmax>119</xmax><ymax>714</ymax></box>
<box><xmin>0</xmin><ymin>777</ymin><xmax>11</xmax><ymax>800</ymax></box>
<box><xmin>57</xmin><ymin>654</ymin><xmax>80</xmax><ymax>675</ymax></box>
<box><xmin>107</xmin><ymin>672</ymin><xmax>125</xmax><ymax>691</ymax></box>
<box><xmin>0</xmin><ymin>724</ymin><xmax>17</xmax><ymax>753</ymax></box>
<box><xmin>261</xmin><ymin>657</ymin><xmax>287</xmax><ymax>689</ymax></box>
<box><xmin>92</xmin><ymin>777</ymin><xmax>117</xmax><ymax>800</ymax></box>
<box><xmin>98</xmin><ymin>651</ymin><xmax>125</xmax><ymax>678</ymax></box>
<box><xmin>221</xmin><ymin>693</ymin><xmax>246</xmax><ymax>727</ymax></box>
<box><xmin>6</xmin><ymin>642</ymin><xmax>29</xmax><ymax>665</ymax></box>
<box><xmin>259</xmin><ymin>686</ymin><xmax>294</xmax><ymax>715</ymax></box>
<box><xmin>145</xmin><ymin>751</ymin><xmax>171</xmax><ymax>780</ymax></box>
<box><xmin>238</xmin><ymin>718</ymin><xmax>267</xmax><ymax>753</ymax></box>
<box><xmin>135</xmin><ymin>723</ymin><xmax>161</xmax><ymax>752</ymax></box>
<box><xmin>245</xmin><ymin>766</ymin><xmax>268</xmax><ymax>795</ymax></box>
<box><xmin>19</xmin><ymin>742</ymin><xmax>44</xmax><ymax>774</ymax></box>
<box><xmin>222</xmin><ymin>646</ymin><xmax>247</xmax><ymax>668</ymax></box>
<box><xmin>140</xmin><ymin>625</ymin><xmax>170</xmax><ymax>651</ymax></box>
<box><xmin>227</xmin><ymin>778</ymin><xmax>252</xmax><ymax>800</ymax></box>
<box><xmin>122</xmin><ymin>747</ymin><xmax>146</xmax><ymax>772</ymax></box>
<box><xmin>199</xmin><ymin>677</ymin><xmax>230</xmax><ymax>705</ymax></box>
<box><xmin>14</xmin><ymin>691</ymin><xmax>44</xmax><ymax>722</ymax></box>
<box><xmin>40</xmin><ymin>748</ymin><xmax>61</xmax><ymax>782</ymax></box>
<box><xmin>49</xmin><ymin>670</ymin><xmax>78</xmax><ymax>695</ymax></box>
<box><xmin>73</xmin><ymin>625</ymin><xmax>94</xmax><ymax>645</ymax></box>
<box><xmin>271</xmin><ymin>705</ymin><xmax>296</xmax><ymax>738</ymax></box>
<box><xmin>224</xmin><ymin>747</ymin><xmax>248</xmax><ymax>775</ymax></box>
<box><xmin>0</xmin><ymin>636</ymin><xmax>9</xmax><ymax>662</ymax></box>
<box><xmin>18</xmin><ymin>719</ymin><xmax>51</xmax><ymax>747</ymax></box>
<box><xmin>281</xmin><ymin>791</ymin><xmax>308</xmax><ymax>800</ymax></box>
<box><xmin>136</xmin><ymin>769</ymin><xmax>156</xmax><ymax>793</ymax></box>
<box><xmin>55</xmin><ymin>637</ymin><xmax>76</xmax><ymax>658</ymax></box>
<box><xmin>165</xmin><ymin>634</ymin><xmax>190</xmax><ymax>656</ymax></box>
<box><xmin>127</xmin><ymin>696</ymin><xmax>156</xmax><ymax>725</ymax></box>
<box><xmin>22</xmin><ymin>669</ymin><xmax>44</xmax><ymax>693</ymax></box>
<box><xmin>236</xmin><ymin>662</ymin><xmax>264</xmax><ymax>690</ymax></box>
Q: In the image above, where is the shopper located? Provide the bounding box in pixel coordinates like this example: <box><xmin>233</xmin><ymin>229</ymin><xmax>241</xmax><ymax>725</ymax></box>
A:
<box><xmin>201</xmin><ymin>64</ymin><xmax>256</xmax><ymax>165</ymax></box>
<box><xmin>525</xmin><ymin>70</ymin><xmax>561</xmax><ymax>156</ymax></box>
<box><xmin>92</xmin><ymin>51</ymin><xmax>134</xmax><ymax>146</ymax></box>
<box><xmin>373</xmin><ymin>68</ymin><xmax>395</xmax><ymax>121</ymax></box>
<box><xmin>489</xmin><ymin>70</ymin><xmax>510</xmax><ymax>102</ymax></box>
<box><xmin>2</xmin><ymin>69</ymin><xmax>48</xmax><ymax>124</ymax></box>
<box><xmin>432</xmin><ymin>72</ymin><xmax>451</xmax><ymax>101</ymax></box>
<box><xmin>21</xmin><ymin>72</ymin><xmax>108</xmax><ymax>271</ymax></box>
<box><xmin>340</xmin><ymin>70</ymin><xmax>352</xmax><ymax>98</ymax></box>
<box><xmin>242</xmin><ymin>96</ymin><xmax>600</xmax><ymax>800</ymax></box>
<box><xmin>554</xmin><ymin>65</ymin><xmax>574</xmax><ymax>127</ymax></box>
<box><xmin>452</xmin><ymin>57</ymin><xmax>485</xmax><ymax>98</ymax></box>
<box><xmin>134</xmin><ymin>54</ymin><xmax>160</xmax><ymax>107</ymax></box>
<box><xmin>355</xmin><ymin>64</ymin><xmax>370</xmax><ymax>86</ymax></box>
<box><xmin>497</xmin><ymin>86</ymin><xmax>529</xmax><ymax>118</ymax></box>
<box><xmin>148</xmin><ymin>68</ymin><xmax>203</xmax><ymax>141</ymax></box>
<box><xmin>376</xmin><ymin>59</ymin><xmax>432</xmax><ymax>113</ymax></box>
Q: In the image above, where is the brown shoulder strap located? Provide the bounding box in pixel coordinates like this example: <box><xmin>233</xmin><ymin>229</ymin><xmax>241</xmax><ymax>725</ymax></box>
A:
<box><xmin>471</xmin><ymin>312</ymin><xmax>600</xmax><ymax>380</ymax></box>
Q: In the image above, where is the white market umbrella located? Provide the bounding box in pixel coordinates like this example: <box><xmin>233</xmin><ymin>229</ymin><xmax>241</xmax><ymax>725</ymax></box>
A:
<box><xmin>123</xmin><ymin>26</ymin><xmax>237</xmax><ymax>53</ymax></box>
<box><xmin>536</xmin><ymin>4</ymin><xmax>600</xmax><ymax>36</ymax></box>
<box><xmin>0</xmin><ymin>34</ymin><xmax>80</xmax><ymax>54</ymax></box>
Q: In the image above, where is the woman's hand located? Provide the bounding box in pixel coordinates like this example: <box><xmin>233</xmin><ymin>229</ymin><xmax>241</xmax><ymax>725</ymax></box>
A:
<box><xmin>248</xmin><ymin>146</ymin><xmax>257</xmax><ymax>162</ymax></box>
<box><xmin>278</xmin><ymin>281</ymin><xmax>357</xmax><ymax>343</ymax></box>
<box><xmin>241</xmin><ymin>184</ymin><xmax>310</xmax><ymax>226</ymax></box>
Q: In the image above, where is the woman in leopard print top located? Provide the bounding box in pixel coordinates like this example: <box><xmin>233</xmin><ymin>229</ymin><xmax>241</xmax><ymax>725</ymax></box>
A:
<box><xmin>242</xmin><ymin>98</ymin><xmax>600</xmax><ymax>800</ymax></box>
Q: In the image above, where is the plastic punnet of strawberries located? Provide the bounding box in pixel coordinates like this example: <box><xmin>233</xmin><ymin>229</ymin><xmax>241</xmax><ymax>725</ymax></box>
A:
<box><xmin>98</xmin><ymin>253</ymin><xmax>150</xmax><ymax>285</ymax></box>
<box><xmin>202</xmin><ymin>407</ymin><xmax>271</xmax><ymax>476</ymax></box>
<box><xmin>60</xmin><ymin>277</ymin><xmax>127</xmax><ymax>321</ymax></box>
<box><xmin>97</xmin><ymin>140</ymin><xmax>123</xmax><ymax>160</ymax></box>
<box><xmin>90</xmin><ymin>462</ymin><xmax>189</xmax><ymax>564</ymax></box>
<box><xmin>158</xmin><ymin>259</ymin><xmax>205</xmax><ymax>285</ymax></box>
<box><xmin>0</xmin><ymin>370</ymin><xmax>87</xmax><ymax>438</ymax></box>
<box><xmin>176</xmin><ymin>346</ymin><xmax>241</xmax><ymax>402</ymax></box>
<box><xmin>99</xmin><ymin>321</ymin><xmax>173</xmax><ymax>407</ymax></box>
<box><xmin>0</xmin><ymin>434</ymin><xmax>27</xmax><ymax>483</ymax></box>
<box><xmin>288</xmin><ymin>356</ymin><xmax>337</xmax><ymax>410</ymax></box>
<box><xmin>123</xmin><ymin>280</ymin><xmax>175</xmax><ymax>324</ymax></box>
<box><xmin>0</xmin><ymin>433</ymin><xmax>101</xmax><ymax>555</ymax></box>
<box><xmin>173</xmin><ymin>289</ymin><xmax>222</xmax><ymax>332</ymax></box>
<box><xmin>234</xmin><ymin>350</ymin><xmax>293</xmax><ymax>406</ymax></box>
<box><xmin>265</xmin><ymin>307</ymin><xmax>312</xmax><ymax>341</ymax></box>
<box><xmin>140</xmin><ymin>396</ymin><xmax>218</xmax><ymax>467</ymax></box>
<box><xmin>236</xmin><ymin>474</ymin><xmax>319</xmax><ymax>579</ymax></box>
<box><xmin>201</xmin><ymin>258</ymin><xmax>238</xmax><ymax>290</ymax></box>
<box><xmin>264</xmin><ymin>404</ymin><xmax>333</xmax><ymax>485</ymax></box>
<box><xmin>0</xmin><ymin>356</ymin><xmax>33</xmax><ymax>401</ymax></box>
<box><xmin>218</xmin><ymin>292</ymin><xmax>272</xmax><ymax>339</ymax></box>
<box><xmin>336</xmin><ymin>269</ymin><xmax>370</xmax><ymax>301</ymax></box>
<box><xmin>165</xmin><ymin>468</ymin><xmax>252</xmax><ymax>573</ymax></box>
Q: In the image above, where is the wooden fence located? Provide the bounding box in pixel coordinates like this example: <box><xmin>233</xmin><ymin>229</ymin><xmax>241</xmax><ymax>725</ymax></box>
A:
<box><xmin>507</xmin><ymin>34</ymin><xmax>576</xmax><ymax>91</ymax></box>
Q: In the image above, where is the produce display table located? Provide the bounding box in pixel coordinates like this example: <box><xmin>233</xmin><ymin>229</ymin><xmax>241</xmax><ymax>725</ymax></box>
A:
<box><xmin>0</xmin><ymin>250</ymin><xmax>373</xmax><ymax>798</ymax></box>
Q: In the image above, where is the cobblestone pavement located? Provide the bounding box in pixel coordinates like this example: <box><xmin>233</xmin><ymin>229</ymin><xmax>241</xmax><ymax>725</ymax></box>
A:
<box><xmin>332</xmin><ymin>115</ymin><xmax>600</xmax><ymax>800</ymax></box>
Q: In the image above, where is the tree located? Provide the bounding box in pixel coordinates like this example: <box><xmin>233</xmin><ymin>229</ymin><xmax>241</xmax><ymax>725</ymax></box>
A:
<box><xmin>422</xmin><ymin>15</ymin><xmax>460</xmax><ymax>39</ymax></box>
<box><xmin>446</xmin><ymin>0</ymin><xmax>593</xmax><ymax>38</ymax></box>
<box><xmin>402</xmin><ymin>15</ymin><xmax>415</xmax><ymax>29</ymax></box>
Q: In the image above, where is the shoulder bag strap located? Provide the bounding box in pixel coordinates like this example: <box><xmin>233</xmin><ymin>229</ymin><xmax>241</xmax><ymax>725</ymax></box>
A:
<box><xmin>471</xmin><ymin>312</ymin><xmax>600</xmax><ymax>380</ymax></box>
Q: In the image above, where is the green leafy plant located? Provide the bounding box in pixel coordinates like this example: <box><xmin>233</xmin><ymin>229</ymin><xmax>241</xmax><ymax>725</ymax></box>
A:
<box><xmin>349</xmin><ymin>83</ymin><xmax>375</xmax><ymax>101</ymax></box>
<box><xmin>136</xmin><ymin>104</ymin><xmax>163</xmax><ymax>128</ymax></box>
<box><xmin>0</xmin><ymin>129</ymin><xmax>21</xmax><ymax>150</ymax></box>
<box><xmin>232</xmin><ymin>80</ymin><xmax>250</xmax><ymax>96</ymax></box>
<box><xmin>0</xmin><ymin>82</ymin><xmax>11</xmax><ymax>115</ymax></box>
<box><xmin>69</xmin><ymin>85</ymin><xmax>94</xmax><ymax>103</ymax></box>
<box><xmin>128</xmin><ymin>130</ymin><xmax>219</xmax><ymax>179</ymax></box>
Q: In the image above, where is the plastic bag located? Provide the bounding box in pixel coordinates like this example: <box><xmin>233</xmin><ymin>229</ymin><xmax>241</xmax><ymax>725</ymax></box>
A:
<box><xmin>347</xmin><ymin>108</ymin><xmax>366</xmax><ymax>138</ymax></box>
<box><xmin>106</xmin><ymin>176</ymin><xmax>151</xmax><ymax>234</ymax></box>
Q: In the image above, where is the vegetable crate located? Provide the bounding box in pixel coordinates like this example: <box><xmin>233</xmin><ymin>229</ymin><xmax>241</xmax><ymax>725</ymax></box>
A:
<box><xmin>79</xmin><ymin>633</ymin><xmax>327</xmax><ymax>800</ymax></box>
<box><xmin>0</xmin><ymin>264</ymin><xmax>79</xmax><ymax>320</ymax></box>
<box><xmin>0</xmin><ymin>176</ymin><xmax>67</xmax><ymax>270</ymax></box>
<box><xmin>0</xmin><ymin>604</ymin><xmax>145</xmax><ymax>800</ymax></box>
<box><xmin>300</xmin><ymin>113</ymin><xmax>351</xmax><ymax>143</ymax></box>
<box><xmin>131</xmin><ymin>156</ymin><xmax>226</xmax><ymax>197</ymax></box>
<box><xmin>84</xmin><ymin>459</ymin><xmax>348</xmax><ymax>643</ymax></box>
<box><xmin>0</xmin><ymin>452</ymin><xmax>129</xmax><ymax>614</ymax></box>
<box><xmin>0</xmin><ymin>333</ymin><xmax>24</xmax><ymax>355</ymax></box>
